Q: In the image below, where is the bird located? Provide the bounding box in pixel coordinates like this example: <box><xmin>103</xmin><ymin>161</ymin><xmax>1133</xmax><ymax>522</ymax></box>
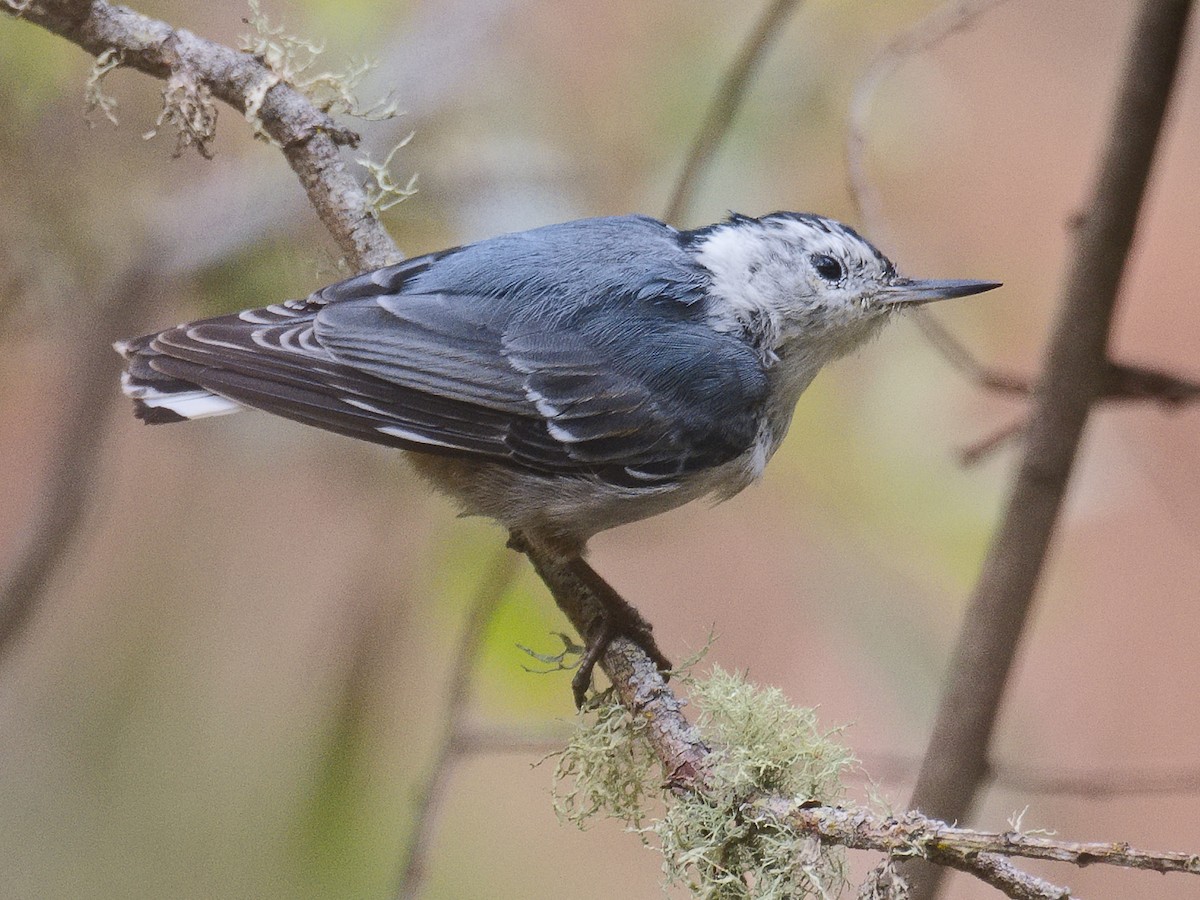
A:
<box><xmin>116</xmin><ymin>211</ymin><xmax>999</xmax><ymax>705</ymax></box>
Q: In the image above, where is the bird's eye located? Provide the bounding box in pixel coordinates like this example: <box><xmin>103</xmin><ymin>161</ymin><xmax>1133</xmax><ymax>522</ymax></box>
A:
<box><xmin>811</xmin><ymin>254</ymin><xmax>844</xmax><ymax>282</ymax></box>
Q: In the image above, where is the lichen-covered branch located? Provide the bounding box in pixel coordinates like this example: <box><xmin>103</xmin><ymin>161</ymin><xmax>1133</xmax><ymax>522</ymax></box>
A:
<box><xmin>5</xmin><ymin>0</ymin><xmax>401</xmax><ymax>270</ymax></box>
<box><xmin>762</xmin><ymin>799</ymin><xmax>1200</xmax><ymax>876</ymax></box>
<box><xmin>516</xmin><ymin>537</ymin><xmax>717</xmax><ymax>792</ymax></box>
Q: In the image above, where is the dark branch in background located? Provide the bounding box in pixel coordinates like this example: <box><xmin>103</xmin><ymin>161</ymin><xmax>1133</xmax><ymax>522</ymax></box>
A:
<box><xmin>914</xmin><ymin>300</ymin><xmax>1200</xmax><ymax>463</ymax></box>
<box><xmin>661</xmin><ymin>0</ymin><xmax>803</xmax><ymax>227</ymax></box>
<box><xmin>847</xmin><ymin>0</ymin><xmax>1200</xmax><ymax>465</ymax></box>
<box><xmin>394</xmin><ymin>550</ymin><xmax>520</xmax><ymax>900</ymax></box>
<box><xmin>902</xmin><ymin>2</ymin><xmax>1196</xmax><ymax>897</ymax></box>
<box><xmin>8</xmin><ymin>2</ymin><xmax>1200</xmax><ymax>898</ymax></box>
<box><xmin>0</xmin><ymin>262</ymin><xmax>162</xmax><ymax>652</ymax></box>
<box><xmin>957</xmin><ymin>359</ymin><xmax>1200</xmax><ymax>465</ymax></box>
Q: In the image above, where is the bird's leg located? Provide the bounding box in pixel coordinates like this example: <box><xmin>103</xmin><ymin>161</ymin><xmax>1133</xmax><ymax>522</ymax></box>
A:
<box><xmin>509</xmin><ymin>531</ymin><xmax>671</xmax><ymax>707</ymax></box>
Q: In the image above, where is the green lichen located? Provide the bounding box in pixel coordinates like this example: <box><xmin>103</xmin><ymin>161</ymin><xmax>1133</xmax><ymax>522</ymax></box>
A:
<box><xmin>359</xmin><ymin>135</ymin><xmax>419</xmax><ymax>217</ymax></box>
<box><xmin>84</xmin><ymin>48</ymin><xmax>123</xmax><ymax>127</ymax></box>
<box><xmin>240</xmin><ymin>0</ymin><xmax>399</xmax><ymax>121</ymax></box>
<box><xmin>553</xmin><ymin>667</ymin><xmax>854</xmax><ymax>899</ymax></box>
<box><xmin>553</xmin><ymin>692</ymin><xmax>659</xmax><ymax>830</ymax></box>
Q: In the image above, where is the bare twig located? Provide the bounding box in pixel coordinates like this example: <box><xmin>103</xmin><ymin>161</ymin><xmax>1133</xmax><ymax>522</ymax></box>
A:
<box><xmin>453</xmin><ymin>721</ymin><xmax>571</xmax><ymax>756</ymax></box>
<box><xmin>954</xmin><ymin>359</ymin><xmax>1200</xmax><ymax>465</ymax></box>
<box><xmin>0</xmin><ymin>260</ymin><xmax>163</xmax><ymax>653</ymax></box>
<box><xmin>990</xmin><ymin>760</ymin><xmax>1200</xmax><ymax>799</ymax></box>
<box><xmin>844</xmin><ymin>0</ymin><xmax>1027</xmax><ymax>446</ymax></box>
<box><xmin>846</xmin><ymin>0</ymin><xmax>1006</xmax><ymax>245</ymax></box>
<box><xmin>661</xmin><ymin>0</ymin><xmax>804</xmax><ymax>227</ymax></box>
<box><xmin>394</xmin><ymin>549</ymin><xmax>520</xmax><ymax>900</ymax></box>
<box><xmin>909</xmin><ymin>312</ymin><xmax>1028</xmax><ymax>396</ymax></box>
<box><xmin>904</xmin><ymin>3</ymin><xmax>1196</xmax><ymax>897</ymax></box>
<box><xmin>914</xmin><ymin>316</ymin><xmax>1200</xmax><ymax>409</ymax></box>
<box><xmin>845</xmin><ymin>0</ymin><xmax>1199</xmax><ymax>467</ymax></box>
<box><xmin>859</xmin><ymin>751</ymin><xmax>1200</xmax><ymax>798</ymax></box>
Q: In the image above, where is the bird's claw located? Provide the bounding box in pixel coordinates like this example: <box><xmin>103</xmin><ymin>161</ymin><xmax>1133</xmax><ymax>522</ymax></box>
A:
<box><xmin>570</xmin><ymin>613</ymin><xmax>671</xmax><ymax>709</ymax></box>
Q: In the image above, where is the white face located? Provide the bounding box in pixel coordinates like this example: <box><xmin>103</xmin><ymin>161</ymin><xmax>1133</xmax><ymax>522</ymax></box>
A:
<box><xmin>694</xmin><ymin>213</ymin><xmax>900</xmax><ymax>358</ymax></box>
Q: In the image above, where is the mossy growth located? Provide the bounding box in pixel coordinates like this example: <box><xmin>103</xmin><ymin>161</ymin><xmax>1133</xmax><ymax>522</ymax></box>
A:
<box><xmin>553</xmin><ymin>667</ymin><xmax>854</xmax><ymax>899</ymax></box>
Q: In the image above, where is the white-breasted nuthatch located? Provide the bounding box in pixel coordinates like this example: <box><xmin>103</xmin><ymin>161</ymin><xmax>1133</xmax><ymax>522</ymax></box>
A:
<box><xmin>116</xmin><ymin>212</ymin><xmax>998</xmax><ymax>700</ymax></box>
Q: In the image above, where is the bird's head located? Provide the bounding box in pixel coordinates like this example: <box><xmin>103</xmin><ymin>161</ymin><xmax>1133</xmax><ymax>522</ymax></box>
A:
<box><xmin>690</xmin><ymin>211</ymin><xmax>1000</xmax><ymax>363</ymax></box>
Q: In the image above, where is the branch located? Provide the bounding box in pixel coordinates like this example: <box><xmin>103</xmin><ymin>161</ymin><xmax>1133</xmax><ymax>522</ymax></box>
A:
<box><xmin>0</xmin><ymin>0</ymin><xmax>521</xmax><ymax>659</ymax></box>
<box><xmin>765</xmin><ymin>801</ymin><xmax>1200</xmax><ymax>878</ymax></box>
<box><xmin>858</xmin><ymin>751</ymin><xmax>1200</xmax><ymax>799</ymax></box>
<box><xmin>661</xmin><ymin>0</ymin><xmax>804</xmax><ymax>227</ymax></box>
<box><xmin>759</xmin><ymin>801</ymin><xmax>1077</xmax><ymax>900</ymax></box>
<box><xmin>846</xmin><ymin>0</ymin><xmax>1007</xmax><ymax>246</ymax></box>
<box><xmin>904</xmin><ymin>2</ymin><xmax>1196</xmax><ymax>897</ymax></box>
<box><xmin>516</xmin><ymin>537</ymin><xmax>717</xmax><ymax>791</ymax></box>
<box><xmin>846</xmin><ymin>0</ymin><xmax>1200</xmax><ymax>466</ymax></box>
<box><xmin>5</xmin><ymin>0</ymin><xmax>401</xmax><ymax>270</ymax></box>
<box><xmin>0</xmin><ymin>260</ymin><xmax>163</xmax><ymax>652</ymax></box>
<box><xmin>517</xmin><ymin>540</ymin><xmax>1132</xmax><ymax>900</ymax></box>
<box><xmin>394</xmin><ymin>549</ymin><xmax>520</xmax><ymax>900</ymax></box>
<box><xmin>0</xmin><ymin>0</ymin><xmax>416</xmax><ymax>654</ymax></box>
<box><xmin>958</xmin><ymin>360</ymin><xmax>1200</xmax><ymax>464</ymax></box>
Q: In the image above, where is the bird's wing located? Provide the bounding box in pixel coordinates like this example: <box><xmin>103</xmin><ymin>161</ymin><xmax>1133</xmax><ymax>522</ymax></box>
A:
<box><xmin>132</xmin><ymin>217</ymin><xmax>768</xmax><ymax>484</ymax></box>
<box><xmin>311</xmin><ymin>290</ymin><xmax>768</xmax><ymax>481</ymax></box>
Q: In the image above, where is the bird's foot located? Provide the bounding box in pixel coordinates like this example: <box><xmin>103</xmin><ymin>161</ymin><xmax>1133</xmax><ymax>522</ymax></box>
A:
<box><xmin>507</xmin><ymin>530</ymin><xmax>672</xmax><ymax>708</ymax></box>
<box><xmin>571</xmin><ymin>598</ymin><xmax>671</xmax><ymax>709</ymax></box>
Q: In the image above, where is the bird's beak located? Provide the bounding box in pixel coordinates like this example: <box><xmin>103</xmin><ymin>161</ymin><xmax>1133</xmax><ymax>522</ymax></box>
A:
<box><xmin>877</xmin><ymin>278</ymin><xmax>1002</xmax><ymax>307</ymax></box>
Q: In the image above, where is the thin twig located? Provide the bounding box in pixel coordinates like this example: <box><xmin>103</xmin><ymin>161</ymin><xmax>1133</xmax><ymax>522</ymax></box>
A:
<box><xmin>991</xmin><ymin>760</ymin><xmax>1200</xmax><ymax>799</ymax></box>
<box><xmin>764</xmin><ymin>801</ymin><xmax>1200</xmax><ymax>878</ymax></box>
<box><xmin>859</xmin><ymin>752</ymin><xmax>1200</xmax><ymax>798</ymax></box>
<box><xmin>0</xmin><ymin>261</ymin><xmax>163</xmax><ymax>653</ymax></box>
<box><xmin>845</xmin><ymin>0</ymin><xmax>1200</xmax><ymax>465</ymax></box>
<box><xmin>956</xmin><ymin>360</ymin><xmax>1200</xmax><ymax>465</ymax></box>
<box><xmin>393</xmin><ymin>549</ymin><xmax>520</xmax><ymax>900</ymax></box>
<box><xmin>845</xmin><ymin>0</ymin><xmax>1022</xmax><ymax>439</ymax></box>
<box><xmin>846</xmin><ymin>0</ymin><xmax>1008</xmax><ymax>245</ymax></box>
<box><xmin>661</xmin><ymin>0</ymin><xmax>804</xmax><ymax>227</ymax></box>
<box><xmin>453</xmin><ymin>722</ymin><xmax>571</xmax><ymax>756</ymax></box>
<box><xmin>904</xmin><ymin>3</ymin><xmax>1196</xmax><ymax>898</ymax></box>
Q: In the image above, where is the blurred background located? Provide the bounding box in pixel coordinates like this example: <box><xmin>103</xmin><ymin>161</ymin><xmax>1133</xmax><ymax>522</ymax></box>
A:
<box><xmin>1</xmin><ymin>1</ymin><xmax>1198</xmax><ymax>897</ymax></box>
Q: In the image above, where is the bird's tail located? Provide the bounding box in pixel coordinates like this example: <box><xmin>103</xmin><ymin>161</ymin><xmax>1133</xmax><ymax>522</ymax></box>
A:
<box><xmin>114</xmin><ymin>332</ymin><xmax>243</xmax><ymax>424</ymax></box>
